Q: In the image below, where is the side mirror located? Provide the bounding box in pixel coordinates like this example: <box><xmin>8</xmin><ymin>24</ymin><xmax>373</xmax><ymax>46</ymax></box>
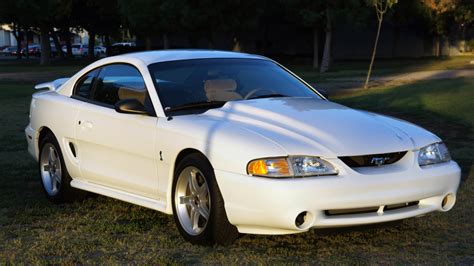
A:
<box><xmin>317</xmin><ymin>88</ymin><xmax>329</xmax><ymax>99</ymax></box>
<box><xmin>115</xmin><ymin>99</ymin><xmax>148</xmax><ymax>115</ymax></box>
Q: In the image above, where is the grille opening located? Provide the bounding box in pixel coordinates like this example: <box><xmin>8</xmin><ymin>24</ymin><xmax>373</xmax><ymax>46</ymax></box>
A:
<box><xmin>339</xmin><ymin>151</ymin><xmax>407</xmax><ymax>168</ymax></box>
<box><xmin>384</xmin><ymin>201</ymin><xmax>419</xmax><ymax>211</ymax></box>
<box><xmin>325</xmin><ymin>201</ymin><xmax>419</xmax><ymax>217</ymax></box>
<box><xmin>325</xmin><ymin>206</ymin><xmax>379</xmax><ymax>216</ymax></box>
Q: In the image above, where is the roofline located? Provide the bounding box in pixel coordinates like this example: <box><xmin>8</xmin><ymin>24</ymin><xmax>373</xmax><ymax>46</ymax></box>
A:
<box><xmin>110</xmin><ymin>49</ymin><xmax>271</xmax><ymax>66</ymax></box>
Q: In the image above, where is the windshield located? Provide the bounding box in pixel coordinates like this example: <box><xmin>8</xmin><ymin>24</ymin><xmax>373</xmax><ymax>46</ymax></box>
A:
<box><xmin>148</xmin><ymin>58</ymin><xmax>320</xmax><ymax>111</ymax></box>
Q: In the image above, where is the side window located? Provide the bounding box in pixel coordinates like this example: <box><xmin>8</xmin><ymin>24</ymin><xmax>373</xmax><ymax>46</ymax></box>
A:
<box><xmin>92</xmin><ymin>64</ymin><xmax>147</xmax><ymax>107</ymax></box>
<box><xmin>73</xmin><ymin>69</ymin><xmax>100</xmax><ymax>99</ymax></box>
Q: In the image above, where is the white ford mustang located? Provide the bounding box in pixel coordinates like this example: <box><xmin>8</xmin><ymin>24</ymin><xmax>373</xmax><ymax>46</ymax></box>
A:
<box><xmin>25</xmin><ymin>50</ymin><xmax>461</xmax><ymax>245</ymax></box>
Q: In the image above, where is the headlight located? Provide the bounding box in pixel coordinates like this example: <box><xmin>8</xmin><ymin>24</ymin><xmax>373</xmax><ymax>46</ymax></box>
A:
<box><xmin>247</xmin><ymin>156</ymin><xmax>338</xmax><ymax>178</ymax></box>
<box><xmin>418</xmin><ymin>142</ymin><xmax>451</xmax><ymax>166</ymax></box>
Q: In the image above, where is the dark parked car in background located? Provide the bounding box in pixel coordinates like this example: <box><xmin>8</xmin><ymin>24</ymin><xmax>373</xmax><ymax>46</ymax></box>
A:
<box><xmin>22</xmin><ymin>44</ymin><xmax>41</xmax><ymax>56</ymax></box>
<box><xmin>108</xmin><ymin>43</ymin><xmax>139</xmax><ymax>56</ymax></box>
<box><xmin>1</xmin><ymin>46</ymin><xmax>18</xmax><ymax>56</ymax></box>
<box><xmin>22</xmin><ymin>44</ymin><xmax>58</xmax><ymax>57</ymax></box>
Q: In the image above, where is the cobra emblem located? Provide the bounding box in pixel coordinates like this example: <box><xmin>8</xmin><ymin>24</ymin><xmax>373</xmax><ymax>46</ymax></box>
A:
<box><xmin>370</xmin><ymin>157</ymin><xmax>391</xmax><ymax>166</ymax></box>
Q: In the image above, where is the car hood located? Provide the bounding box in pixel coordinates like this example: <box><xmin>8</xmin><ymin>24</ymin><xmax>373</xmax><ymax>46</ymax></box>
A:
<box><xmin>203</xmin><ymin>97</ymin><xmax>440</xmax><ymax>157</ymax></box>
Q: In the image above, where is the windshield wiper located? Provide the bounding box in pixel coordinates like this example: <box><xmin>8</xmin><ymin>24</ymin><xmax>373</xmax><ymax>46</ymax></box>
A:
<box><xmin>165</xmin><ymin>101</ymin><xmax>227</xmax><ymax>113</ymax></box>
<box><xmin>247</xmin><ymin>94</ymin><xmax>287</xmax><ymax>100</ymax></box>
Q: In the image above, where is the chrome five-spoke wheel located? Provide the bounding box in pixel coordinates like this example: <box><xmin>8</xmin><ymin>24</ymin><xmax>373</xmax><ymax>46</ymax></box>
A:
<box><xmin>175</xmin><ymin>166</ymin><xmax>211</xmax><ymax>235</ymax></box>
<box><xmin>40</xmin><ymin>143</ymin><xmax>62</xmax><ymax>196</ymax></box>
<box><xmin>172</xmin><ymin>153</ymin><xmax>239</xmax><ymax>245</ymax></box>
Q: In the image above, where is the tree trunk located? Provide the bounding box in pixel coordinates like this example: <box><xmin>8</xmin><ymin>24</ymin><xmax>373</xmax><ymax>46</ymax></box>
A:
<box><xmin>320</xmin><ymin>11</ymin><xmax>332</xmax><ymax>73</ymax></box>
<box><xmin>207</xmin><ymin>31</ymin><xmax>214</xmax><ymax>49</ymax></box>
<box><xmin>22</xmin><ymin>27</ymin><xmax>30</xmax><ymax>59</ymax></box>
<box><xmin>104</xmin><ymin>35</ymin><xmax>111</xmax><ymax>56</ymax></box>
<box><xmin>188</xmin><ymin>34</ymin><xmax>198</xmax><ymax>48</ymax></box>
<box><xmin>312</xmin><ymin>26</ymin><xmax>319</xmax><ymax>69</ymax></box>
<box><xmin>51</xmin><ymin>28</ymin><xmax>64</xmax><ymax>59</ymax></box>
<box><xmin>87</xmin><ymin>30</ymin><xmax>96</xmax><ymax>59</ymax></box>
<box><xmin>12</xmin><ymin>23</ymin><xmax>22</xmax><ymax>59</ymax></box>
<box><xmin>261</xmin><ymin>22</ymin><xmax>268</xmax><ymax>55</ymax></box>
<box><xmin>364</xmin><ymin>17</ymin><xmax>383</xmax><ymax>89</ymax></box>
<box><xmin>145</xmin><ymin>36</ymin><xmax>152</xmax><ymax>50</ymax></box>
<box><xmin>461</xmin><ymin>26</ymin><xmax>466</xmax><ymax>52</ymax></box>
<box><xmin>163</xmin><ymin>34</ymin><xmax>169</xmax><ymax>49</ymax></box>
<box><xmin>24</xmin><ymin>30</ymin><xmax>29</xmax><ymax>60</ymax></box>
<box><xmin>434</xmin><ymin>35</ymin><xmax>440</xmax><ymax>57</ymax></box>
<box><xmin>65</xmin><ymin>30</ymin><xmax>73</xmax><ymax>58</ymax></box>
<box><xmin>232</xmin><ymin>36</ymin><xmax>241</xmax><ymax>52</ymax></box>
<box><xmin>392</xmin><ymin>25</ymin><xmax>400</xmax><ymax>57</ymax></box>
<box><xmin>39</xmin><ymin>25</ymin><xmax>51</xmax><ymax>65</ymax></box>
<box><xmin>441</xmin><ymin>37</ymin><xmax>449</xmax><ymax>57</ymax></box>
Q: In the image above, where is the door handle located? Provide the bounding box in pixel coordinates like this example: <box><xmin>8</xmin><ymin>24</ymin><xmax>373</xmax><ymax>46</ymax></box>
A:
<box><xmin>78</xmin><ymin>120</ymin><xmax>93</xmax><ymax>129</ymax></box>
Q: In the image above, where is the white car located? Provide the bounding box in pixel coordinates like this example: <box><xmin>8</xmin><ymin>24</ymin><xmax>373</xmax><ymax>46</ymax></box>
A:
<box><xmin>112</xmin><ymin>42</ymin><xmax>136</xmax><ymax>47</ymax></box>
<box><xmin>94</xmin><ymin>46</ymin><xmax>107</xmax><ymax>56</ymax></box>
<box><xmin>62</xmin><ymin>44</ymin><xmax>103</xmax><ymax>57</ymax></box>
<box><xmin>25</xmin><ymin>50</ymin><xmax>461</xmax><ymax>245</ymax></box>
<box><xmin>70</xmin><ymin>43</ymin><xmax>87</xmax><ymax>56</ymax></box>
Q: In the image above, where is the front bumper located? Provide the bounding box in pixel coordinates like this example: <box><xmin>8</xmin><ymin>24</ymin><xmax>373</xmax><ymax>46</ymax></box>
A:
<box><xmin>215</xmin><ymin>154</ymin><xmax>461</xmax><ymax>235</ymax></box>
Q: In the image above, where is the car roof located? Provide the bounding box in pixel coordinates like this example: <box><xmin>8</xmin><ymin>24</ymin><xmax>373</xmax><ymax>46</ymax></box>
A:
<box><xmin>114</xmin><ymin>49</ymin><xmax>268</xmax><ymax>66</ymax></box>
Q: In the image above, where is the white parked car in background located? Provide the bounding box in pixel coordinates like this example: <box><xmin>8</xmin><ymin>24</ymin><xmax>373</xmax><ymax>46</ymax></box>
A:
<box><xmin>25</xmin><ymin>50</ymin><xmax>461</xmax><ymax>245</ymax></box>
<box><xmin>70</xmin><ymin>43</ymin><xmax>87</xmax><ymax>56</ymax></box>
<box><xmin>112</xmin><ymin>42</ymin><xmax>136</xmax><ymax>47</ymax></box>
<box><xmin>94</xmin><ymin>46</ymin><xmax>107</xmax><ymax>56</ymax></box>
<box><xmin>62</xmin><ymin>44</ymin><xmax>105</xmax><ymax>57</ymax></box>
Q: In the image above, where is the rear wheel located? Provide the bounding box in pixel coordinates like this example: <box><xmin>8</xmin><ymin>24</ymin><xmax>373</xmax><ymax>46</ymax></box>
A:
<box><xmin>39</xmin><ymin>132</ymin><xmax>87</xmax><ymax>203</ymax></box>
<box><xmin>172</xmin><ymin>153</ymin><xmax>239</xmax><ymax>245</ymax></box>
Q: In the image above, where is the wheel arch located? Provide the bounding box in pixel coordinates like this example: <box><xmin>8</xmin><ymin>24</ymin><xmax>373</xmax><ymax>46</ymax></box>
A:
<box><xmin>174</xmin><ymin>148</ymin><xmax>211</xmax><ymax>172</ymax></box>
<box><xmin>35</xmin><ymin>126</ymin><xmax>55</xmax><ymax>159</ymax></box>
<box><xmin>38</xmin><ymin>126</ymin><xmax>54</xmax><ymax>144</ymax></box>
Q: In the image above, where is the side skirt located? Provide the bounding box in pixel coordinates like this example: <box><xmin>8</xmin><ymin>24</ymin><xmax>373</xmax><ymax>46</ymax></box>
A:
<box><xmin>70</xmin><ymin>179</ymin><xmax>169</xmax><ymax>213</ymax></box>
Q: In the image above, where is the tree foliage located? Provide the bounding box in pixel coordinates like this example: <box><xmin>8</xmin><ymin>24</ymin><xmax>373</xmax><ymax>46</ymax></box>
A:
<box><xmin>0</xmin><ymin>0</ymin><xmax>471</xmax><ymax>65</ymax></box>
<box><xmin>421</xmin><ymin>0</ymin><xmax>457</xmax><ymax>36</ymax></box>
<box><xmin>454</xmin><ymin>0</ymin><xmax>474</xmax><ymax>28</ymax></box>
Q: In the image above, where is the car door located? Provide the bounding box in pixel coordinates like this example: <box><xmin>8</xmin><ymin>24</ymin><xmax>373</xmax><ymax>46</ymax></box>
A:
<box><xmin>72</xmin><ymin>64</ymin><xmax>159</xmax><ymax>199</ymax></box>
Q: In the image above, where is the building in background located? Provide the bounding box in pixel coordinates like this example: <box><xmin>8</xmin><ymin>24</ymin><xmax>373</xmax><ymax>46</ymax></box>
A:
<box><xmin>0</xmin><ymin>25</ymin><xmax>17</xmax><ymax>47</ymax></box>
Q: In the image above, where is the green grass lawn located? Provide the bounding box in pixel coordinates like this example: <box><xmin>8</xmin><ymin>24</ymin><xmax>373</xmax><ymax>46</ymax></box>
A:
<box><xmin>0</xmin><ymin>78</ymin><xmax>473</xmax><ymax>263</ymax></box>
<box><xmin>291</xmin><ymin>55</ymin><xmax>474</xmax><ymax>83</ymax></box>
<box><xmin>0</xmin><ymin>58</ymin><xmax>87</xmax><ymax>74</ymax></box>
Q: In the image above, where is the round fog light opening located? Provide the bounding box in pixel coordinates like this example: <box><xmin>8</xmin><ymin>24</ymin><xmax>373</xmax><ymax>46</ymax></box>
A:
<box><xmin>295</xmin><ymin>211</ymin><xmax>308</xmax><ymax>228</ymax></box>
<box><xmin>441</xmin><ymin>194</ymin><xmax>455</xmax><ymax>211</ymax></box>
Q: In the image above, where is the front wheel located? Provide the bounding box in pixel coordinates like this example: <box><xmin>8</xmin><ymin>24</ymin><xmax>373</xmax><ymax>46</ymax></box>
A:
<box><xmin>172</xmin><ymin>153</ymin><xmax>239</xmax><ymax>245</ymax></box>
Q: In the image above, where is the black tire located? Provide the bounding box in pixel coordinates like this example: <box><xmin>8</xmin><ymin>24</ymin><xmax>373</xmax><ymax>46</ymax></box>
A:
<box><xmin>38</xmin><ymin>131</ymin><xmax>88</xmax><ymax>203</ymax></box>
<box><xmin>172</xmin><ymin>153</ymin><xmax>239</xmax><ymax>245</ymax></box>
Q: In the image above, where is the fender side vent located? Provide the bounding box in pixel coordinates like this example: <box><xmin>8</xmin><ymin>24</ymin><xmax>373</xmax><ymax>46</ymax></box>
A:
<box><xmin>69</xmin><ymin>142</ymin><xmax>77</xmax><ymax>157</ymax></box>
